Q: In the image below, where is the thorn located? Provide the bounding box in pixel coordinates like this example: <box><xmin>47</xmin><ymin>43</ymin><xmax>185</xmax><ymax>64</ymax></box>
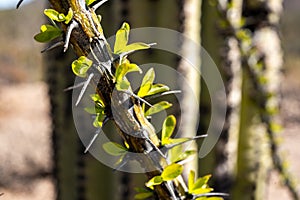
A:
<box><xmin>120</xmin><ymin>90</ymin><xmax>153</xmax><ymax>107</ymax></box>
<box><xmin>165</xmin><ymin>134</ymin><xmax>208</xmax><ymax>149</ymax></box>
<box><xmin>112</xmin><ymin>156</ymin><xmax>128</xmax><ymax>172</ymax></box>
<box><xmin>16</xmin><ymin>0</ymin><xmax>24</xmax><ymax>9</ymax></box>
<box><xmin>84</xmin><ymin>128</ymin><xmax>101</xmax><ymax>153</ymax></box>
<box><xmin>41</xmin><ymin>41</ymin><xmax>64</xmax><ymax>53</ymax></box>
<box><xmin>63</xmin><ymin>81</ymin><xmax>86</xmax><ymax>92</ymax></box>
<box><xmin>194</xmin><ymin>192</ymin><xmax>229</xmax><ymax>198</ymax></box>
<box><xmin>92</xmin><ymin>0</ymin><xmax>109</xmax><ymax>10</ymax></box>
<box><xmin>64</xmin><ymin>20</ymin><xmax>78</xmax><ymax>52</ymax></box>
<box><xmin>75</xmin><ymin>73</ymin><xmax>94</xmax><ymax>106</ymax></box>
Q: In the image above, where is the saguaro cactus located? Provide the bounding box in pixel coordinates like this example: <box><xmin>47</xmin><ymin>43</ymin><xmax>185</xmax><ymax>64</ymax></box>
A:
<box><xmin>212</xmin><ymin>0</ymin><xmax>299</xmax><ymax>199</ymax></box>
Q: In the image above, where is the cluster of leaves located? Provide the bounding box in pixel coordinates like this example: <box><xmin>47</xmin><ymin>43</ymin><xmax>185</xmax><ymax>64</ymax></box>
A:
<box><xmin>33</xmin><ymin>1</ymin><xmax>225</xmax><ymax>199</ymax></box>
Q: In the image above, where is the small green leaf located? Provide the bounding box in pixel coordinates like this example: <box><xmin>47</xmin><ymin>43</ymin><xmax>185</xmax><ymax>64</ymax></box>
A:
<box><xmin>84</xmin><ymin>105</ymin><xmax>105</xmax><ymax>115</ymax></box>
<box><xmin>64</xmin><ymin>8</ymin><xmax>74</xmax><ymax>24</ymax></box>
<box><xmin>171</xmin><ymin>150</ymin><xmax>196</xmax><ymax>163</ymax></box>
<box><xmin>90</xmin><ymin>94</ymin><xmax>105</xmax><ymax>107</ymax></box>
<box><xmin>145</xmin><ymin>101</ymin><xmax>172</xmax><ymax>117</ymax></box>
<box><xmin>145</xmin><ymin>176</ymin><xmax>163</xmax><ymax>188</ymax></box>
<box><xmin>93</xmin><ymin>112</ymin><xmax>105</xmax><ymax>127</ymax></box>
<box><xmin>134</xmin><ymin>192</ymin><xmax>153</xmax><ymax>200</ymax></box>
<box><xmin>146</xmin><ymin>84</ymin><xmax>170</xmax><ymax>96</ymax></box>
<box><xmin>121</xmin><ymin>42</ymin><xmax>151</xmax><ymax>53</ymax></box>
<box><xmin>161</xmin><ymin>163</ymin><xmax>183</xmax><ymax>181</ymax></box>
<box><xmin>44</xmin><ymin>9</ymin><xmax>65</xmax><ymax>22</ymax></box>
<box><xmin>84</xmin><ymin>106</ymin><xmax>97</xmax><ymax>114</ymax></box>
<box><xmin>86</xmin><ymin>0</ymin><xmax>96</xmax><ymax>6</ymax></box>
<box><xmin>191</xmin><ymin>174</ymin><xmax>212</xmax><ymax>194</ymax></box>
<box><xmin>138</xmin><ymin>68</ymin><xmax>155</xmax><ymax>97</ymax></box>
<box><xmin>116</xmin><ymin>79</ymin><xmax>131</xmax><ymax>91</ymax></box>
<box><xmin>134</xmin><ymin>188</ymin><xmax>153</xmax><ymax>200</ymax></box>
<box><xmin>188</xmin><ymin>170</ymin><xmax>196</xmax><ymax>193</ymax></box>
<box><xmin>192</xmin><ymin>188</ymin><xmax>213</xmax><ymax>195</ymax></box>
<box><xmin>114</xmin><ymin>22</ymin><xmax>130</xmax><ymax>54</ymax></box>
<box><xmin>115</xmin><ymin>61</ymin><xmax>141</xmax><ymax>91</ymax></box>
<box><xmin>115</xmin><ymin>61</ymin><xmax>141</xmax><ymax>82</ymax></box>
<box><xmin>168</xmin><ymin>145</ymin><xmax>183</xmax><ymax>164</ymax></box>
<box><xmin>71</xmin><ymin>56</ymin><xmax>93</xmax><ymax>77</ymax></box>
<box><xmin>161</xmin><ymin>115</ymin><xmax>176</xmax><ymax>145</ymax></box>
<box><xmin>103</xmin><ymin>142</ymin><xmax>127</xmax><ymax>156</ymax></box>
<box><xmin>34</xmin><ymin>24</ymin><xmax>62</xmax><ymax>43</ymax></box>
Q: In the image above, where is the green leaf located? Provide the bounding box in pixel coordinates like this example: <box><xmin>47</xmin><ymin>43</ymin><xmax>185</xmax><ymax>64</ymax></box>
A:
<box><xmin>115</xmin><ymin>61</ymin><xmax>141</xmax><ymax>91</ymax></box>
<box><xmin>34</xmin><ymin>24</ymin><xmax>62</xmax><ymax>43</ymax></box>
<box><xmin>90</xmin><ymin>94</ymin><xmax>105</xmax><ymax>107</ymax></box>
<box><xmin>44</xmin><ymin>9</ymin><xmax>65</xmax><ymax>22</ymax></box>
<box><xmin>138</xmin><ymin>68</ymin><xmax>155</xmax><ymax>97</ymax></box>
<box><xmin>168</xmin><ymin>145</ymin><xmax>183</xmax><ymax>164</ymax></box>
<box><xmin>84</xmin><ymin>105</ymin><xmax>105</xmax><ymax>115</ymax></box>
<box><xmin>134</xmin><ymin>188</ymin><xmax>153</xmax><ymax>200</ymax></box>
<box><xmin>161</xmin><ymin>115</ymin><xmax>176</xmax><ymax>145</ymax></box>
<box><xmin>161</xmin><ymin>163</ymin><xmax>183</xmax><ymax>181</ymax></box>
<box><xmin>121</xmin><ymin>42</ymin><xmax>151</xmax><ymax>53</ymax></box>
<box><xmin>114</xmin><ymin>22</ymin><xmax>130</xmax><ymax>54</ymax></box>
<box><xmin>192</xmin><ymin>188</ymin><xmax>213</xmax><ymax>195</ymax></box>
<box><xmin>188</xmin><ymin>170</ymin><xmax>196</xmax><ymax>192</ymax></box>
<box><xmin>146</xmin><ymin>84</ymin><xmax>170</xmax><ymax>96</ymax></box>
<box><xmin>145</xmin><ymin>176</ymin><xmax>163</xmax><ymax>188</ymax></box>
<box><xmin>102</xmin><ymin>142</ymin><xmax>127</xmax><ymax>156</ymax></box>
<box><xmin>93</xmin><ymin>112</ymin><xmax>105</xmax><ymax>127</ymax></box>
<box><xmin>191</xmin><ymin>174</ymin><xmax>212</xmax><ymax>194</ymax></box>
<box><xmin>64</xmin><ymin>8</ymin><xmax>74</xmax><ymax>24</ymax></box>
<box><xmin>134</xmin><ymin>192</ymin><xmax>153</xmax><ymax>200</ymax></box>
<box><xmin>86</xmin><ymin>0</ymin><xmax>96</xmax><ymax>6</ymax></box>
<box><xmin>171</xmin><ymin>150</ymin><xmax>196</xmax><ymax>163</ymax></box>
<box><xmin>115</xmin><ymin>61</ymin><xmax>141</xmax><ymax>82</ymax></box>
<box><xmin>116</xmin><ymin>79</ymin><xmax>131</xmax><ymax>91</ymax></box>
<box><xmin>144</xmin><ymin>101</ymin><xmax>172</xmax><ymax>117</ymax></box>
<box><xmin>71</xmin><ymin>56</ymin><xmax>93</xmax><ymax>77</ymax></box>
<box><xmin>84</xmin><ymin>106</ymin><xmax>97</xmax><ymax>114</ymax></box>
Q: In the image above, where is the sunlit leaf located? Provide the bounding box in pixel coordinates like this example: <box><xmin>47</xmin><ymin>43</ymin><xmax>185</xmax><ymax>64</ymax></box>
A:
<box><xmin>146</xmin><ymin>84</ymin><xmax>170</xmax><ymax>96</ymax></box>
<box><xmin>134</xmin><ymin>192</ymin><xmax>153</xmax><ymax>200</ymax></box>
<box><xmin>116</xmin><ymin>79</ymin><xmax>131</xmax><ymax>91</ymax></box>
<box><xmin>171</xmin><ymin>150</ymin><xmax>196</xmax><ymax>164</ymax></box>
<box><xmin>145</xmin><ymin>176</ymin><xmax>163</xmax><ymax>188</ymax></box>
<box><xmin>86</xmin><ymin>0</ymin><xmax>96</xmax><ymax>6</ymax></box>
<box><xmin>115</xmin><ymin>61</ymin><xmax>141</xmax><ymax>91</ymax></box>
<box><xmin>71</xmin><ymin>56</ymin><xmax>93</xmax><ymax>77</ymax></box>
<box><xmin>34</xmin><ymin>24</ymin><xmax>62</xmax><ymax>43</ymax></box>
<box><xmin>115</xmin><ymin>61</ymin><xmax>141</xmax><ymax>83</ymax></box>
<box><xmin>93</xmin><ymin>112</ymin><xmax>105</xmax><ymax>127</ymax></box>
<box><xmin>192</xmin><ymin>188</ymin><xmax>214</xmax><ymax>195</ymax></box>
<box><xmin>114</xmin><ymin>22</ymin><xmax>130</xmax><ymax>54</ymax></box>
<box><xmin>161</xmin><ymin>163</ymin><xmax>183</xmax><ymax>181</ymax></box>
<box><xmin>121</xmin><ymin>42</ymin><xmax>151</xmax><ymax>54</ymax></box>
<box><xmin>134</xmin><ymin>188</ymin><xmax>153</xmax><ymax>200</ymax></box>
<box><xmin>44</xmin><ymin>9</ymin><xmax>65</xmax><ymax>22</ymax></box>
<box><xmin>188</xmin><ymin>170</ymin><xmax>196</xmax><ymax>192</ymax></box>
<box><xmin>90</xmin><ymin>94</ymin><xmax>105</xmax><ymax>107</ymax></box>
<box><xmin>168</xmin><ymin>145</ymin><xmax>183</xmax><ymax>164</ymax></box>
<box><xmin>145</xmin><ymin>101</ymin><xmax>172</xmax><ymax>117</ymax></box>
<box><xmin>103</xmin><ymin>142</ymin><xmax>127</xmax><ymax>156</ymax></box>
<box><xmin>191</xmin><ymin>174</ymin><xmax>212</xmax><ymax>194</ymax></box>
<box><xmin>64</xmin><ymin>8</ymin><xmax>74</xmax><ymax>24</ymax></box>
<box><xmin>84</xmin><ymin>106</ymin><xmax>97</xmax><ymax>114</ymax></box>
<box><xmin>138</xmin><ymin>68</ymin><xmax>155</xmax><ymax>97</ymax></box>
<box><xmin>161</xmin><ymin>115</ymin><xmax>176</xmax><ymax>145</ymax></box>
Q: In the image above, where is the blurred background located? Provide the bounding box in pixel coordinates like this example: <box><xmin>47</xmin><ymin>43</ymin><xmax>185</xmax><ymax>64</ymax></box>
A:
<box><xmin>0</xmin><ymin>0</ymin><xmax>299</xmax><ymax>199</ymax></box>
